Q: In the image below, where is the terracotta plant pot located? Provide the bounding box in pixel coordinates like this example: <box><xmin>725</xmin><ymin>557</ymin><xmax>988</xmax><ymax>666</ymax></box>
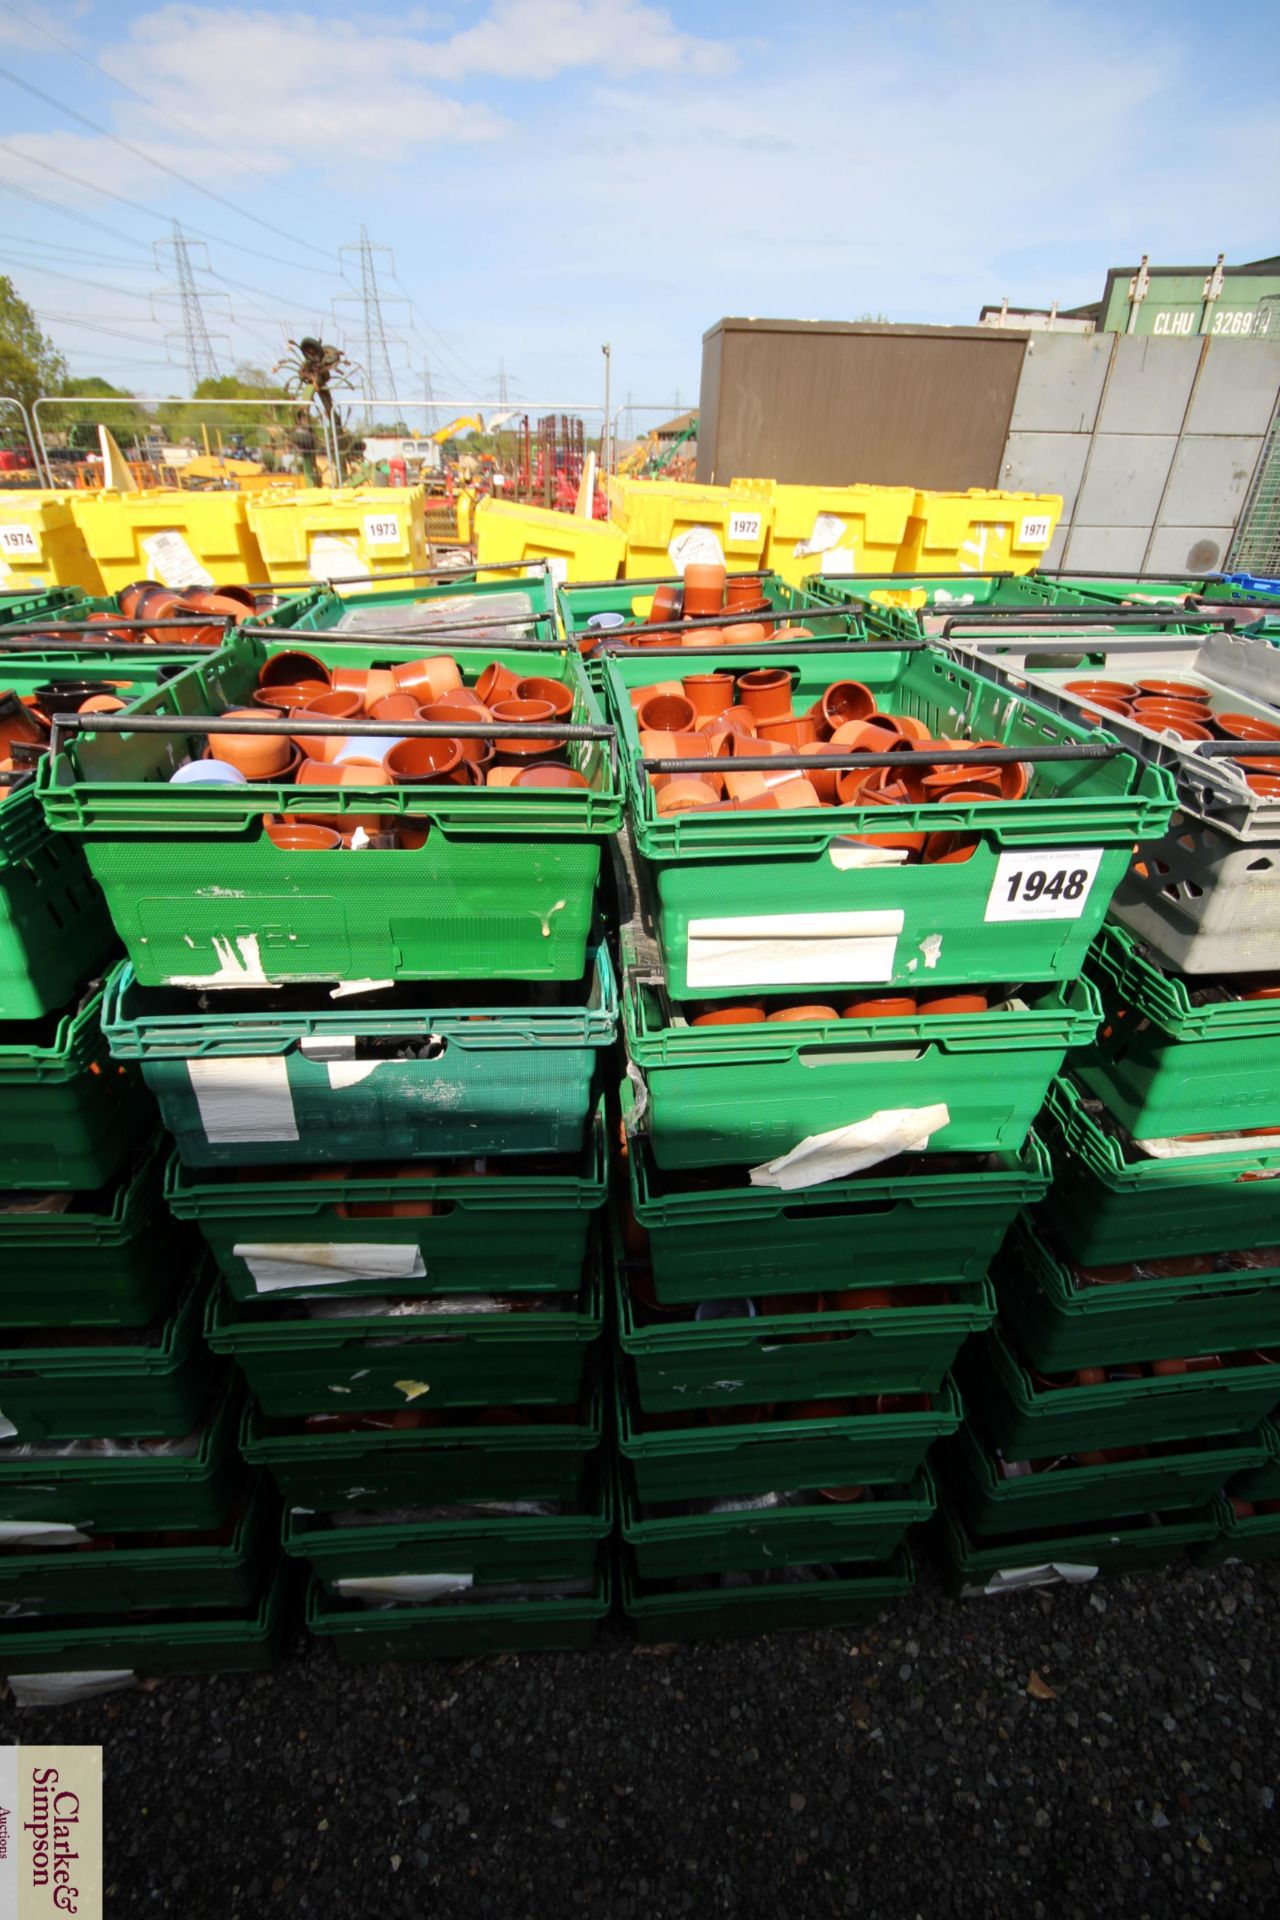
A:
<box><xmin>655</xmin><ymin>777</ymin><xmax>719</xmax><ymax>815</ymax></box>
<box><xmin>253</xmin><ymin>682</ymin><xmax>328</xmax><ymax>713</ymax></box>
<box><xmin>474</xmin><ymin>661</ymin><xmax>523</xmax><ymax>708</ymax></box>
<box><xmin>1063</xmin><ymin>679</ymin><xmax>1137</xmax><ymax>702</ymax></box>
<box><xmin>384</xmin><ymin>737</ymin><xmax>464</xmax><ymax>786</ymax></box>
<box><xmin>390</xmin><ymin>655</ymin><xmax>463</xmax><ymax>704</ymax></box>
<box><xmin>264</xmin><ymin>819</ymin><xmax>340</xmax><ymax>851</ymax></box>
<box><xmin>1135</xmin><ymin>678</ymin><xmax>1209</xmax><ymax>704</ymax></box>
<box><xmin>646</xmin><ymin>583</ymin><xmax>682</xmax><ymax>624</ymax></box>
<box><xmin>758</xmin><ymin>714</ymin><xmax>821</xmax><ymax>750</ymax></box>
<box><xmin>79</xmin><ymin>693</ymin><xmax>126</xmax><ymax>714</ymax></box>
<box><xmin>681</xmin><ymin>562</ymin><xmax>726</xmax><ymax>617</ymax></box>
<box><xmin>517</xmin><ymin>676</ymin><xmax>574</xmax><ymax>721</ymax></box>
<box><xmin>1076</xmin><ymin>695</ymin><xmax>1132</xmax><ymax>721</ymax></box>
<box><xmin>0</xmin><ymin>691</ymin><xmax>52</xmax><ymax>753</ymax></box>
<box><xmin>821</xmin><ymin>680</ymin><xmax>876</xmax><ymax>730</ymax></box>
<box><xmin>841</xmin><ymin>996</ymin><xmax>917</xmax><ymax>1017</ymax></box>
<box><xmin>208</xmin><ymin>710</ymin><xmax>292</xmax><ymax>780</ymax></box>
<box><xmin>1246</xmin><ymin>772</ymin><xmax>1280</xmax><ymax>796</ymax></box>
<box><xmin>637</xmin><ymin>692</ymin><xmax>697</xmax><ymax>733</ymax></box>
<box><xmin>1216</xmin><ymin>712</ymin><xmax>1280</xmax><ymax>743</ymax></box>
<box><xmin>630</xmin><ymin>681</ymin><xmax>683</xmax><ymax>710</ymax></box>
<box><xmin>769</xmin><ymin>777</ymin><xmax>823</xmax><ymax>810</ymax></box>
<box><xmin>721</xmin><ymin>622</ymin><xmax>769</xmax><ymax>646</ymax></box>
<box><xmin>492</xmin><ymin>697</ymin><xmax>561</xmax><ymax>761</ymax></box>
<box><xmin>918</xmin><ymin>992</ymin><xmax>988</xmax><ymax>1015</ymax></box>
<box><xmin>421</xmin><ymin>697</ymin><xmax>495</xmax><ymax>763</ymax></box>
<box><xmin>369</xmin><ymin>692</ymin><xmax>423</xmax><ymax>725</ymax></box>
<box><xmin>512</xmin><ymin>764</ymin><xmax>588</xmax><ymax>790</ymax></box>
<box><xmin>1133</xmin><ymin>709</ymin><xmax>1212</xmax><ymax>741</ymax></box>
<box><xmin>725</xmin><ymin>573</ymin><xmax>767</xmax><ymax>612</ymax></box>
<box><xmin>766</xmin><ymin>1004</ymin><xmax>838</xmax><ymax>1022</ymax></box>
<box><xmin>736</xmin><ymin>667</ymin><xmax>794</xmax><ymax>723</ymax></box>
<box><xmin>691</xmin><ymin>1003</ymin><xmax>766</xmax><ymax>1026</ymax></box>
<box><xmin>259</xmin><ymin>650</ymin><xmax>331</xmax><ymax>690</ymax></box>
<box><xmin>922</xmin><ymin>831</ymin><xmax>980</xmax><ymax>864</ymax></box>
<box><xmin>681</xmin><ymin>673</ymin><xmax>736</xmax><ymax>722</ymax></box>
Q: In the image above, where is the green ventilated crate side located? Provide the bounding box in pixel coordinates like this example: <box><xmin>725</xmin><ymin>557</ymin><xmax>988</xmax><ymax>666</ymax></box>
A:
<box><xmin>1194</xmin><ymin>1494</ymin><xmax>1280</xmax><ymax>1565</ymax></box>
<box><xmin>1041</xmin><ymin>1077</ymin><xmax>1280</xmax><ymax>1264</ymax></box>
<box><xmin>956</xmin><ymin>1325</ymin><xmax>1280</xmax><ymax>1457</ymax></box>
<box><xmin>241</xmin><ymin>1383</ymin><xmax>602</xmax><ymax>1510</ymax></box>
<box><xmin>205</xmin><ymin>1263</ymin><xmax>603</xmax><ymax>1417</ymax></box>
<box><xmin>624</xmin><ymin>969</ymin><xmax>1100</xmax><ymax>1168</ymax></box>
<box><xmin>0</xmin><ymin>1473</ymin><xmax>274</xmax><ymax>1616</ymax></box>
<box><xmin>1077</xmin><ymin>922</ymin><xmax>1280</xmax><ymax>1139</ymax></box>
<box><xmin>286</xmin><ymin>572</ymin><xmax>559</xmax><ymax>634</ymax></box>
<box><xmin>995</xmin><ymin>1212</ymin><xmax>1280</xmax><ymax>1370</ymax></box>
<box><xmin>0</xmin><ymin>983</ymin><xmax>154</xmax><ymax>1190</ymax></box>
<box><xmin>618</xmin><ymin>1259</ymin><xmax>993</xmax><ymax>1409</ymax></box>
<box><xmin>943</xmin><ymin>1416</ymin><xmax>1269</xmax><ymax>1536</ymax></box>
<box><xmin>802</xmin><ymin>572</ymin><xmax>1071</xmax><ymax>630</ymax></box>
<box><xmin>618</xmin><ymin>1370</ymin><xmax>963</xmax><ymax>1504</ymax></box>
<box><xmin>0</xmin><ymin>584</ymin><xmax>82</xmax><ymax>628</ymax></box>
<box><xmin>622</xmin><ymin>1080</ymin><xmax>1049</xmax><ymax>1301</ymax></box>
<box><xmin>622</xmin><ymin>1546</ymin><xmax>914</xmax><ymax>1645</ymax></box>
<box><xmin>38</xmin><ymin>631</ymin><xmax>622</xmax><ymax>988</ymax></box>
<box><xmin>0</xmin><ymin>1266</ymin><xmax>214</xmax><ymax>1442</ymax></box>
<box><xmin>287</xmin><ymin>1478</ymin><xmax>612</xmax><ymax>1591</ymax></box>
<box><xmin>0</xmin><ymin>1380</ymin><xmax>243</xmax><ymax>1533</ymax></box>
<box><xmin>1230</xmin><ymin>1422</ymin><xmax>1280</xmax><ymax>1502</ymax></box>
<box><xmin>168</xmin><ymin>1102</ymin><xmax>606</xmax><ymax>1301</ymax></box>
<box><xmin>603</xmin><ymin>644</ymin><xmax>1176</xmax><ymax>998</ymax></box>
<box><xmin>103</xmin><ymin>945</ymin><xmax>617</xmax><ymax>1166</ymax></box>
<box><xmin>307</xmin><ymin>1560</ymin><xmax>611</xmax><ymax>1663</ymax></box>
<box><xmin>935</xmin><ymin>1498</ymin><xmax>1220</xmax><ymax>1598</ymax></box>
<box><xmin>0</xmin><ymin>1559</ymin><xmax>290</xmax><ymax>1678</ymax></box>
<box><xmin>620</xmin><ymin>1463</ymin><xmax>934</xmax><ymax>1581</ymax></box>
<box><xmin>0</xmin><ymin>1135</ymin><xmax>196</xmax><ymax>1327</ymax></box>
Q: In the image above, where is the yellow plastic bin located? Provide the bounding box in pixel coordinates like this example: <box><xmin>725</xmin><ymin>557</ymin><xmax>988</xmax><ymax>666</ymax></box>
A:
<box><xmin>246</xmin><ymin>486</ymin><xmax>429</xmax><ymax>593</ymax></box>
<box><xmin>71</xmin><ymin>489</ymin><xmax>264</xmax><ymax>591</ymax></box>
<box><xmin>735</xmin><ymin>478</ymin><xmax>916</xmax><ymax>590</ymax></box>
<box><xmin>475</xmin><ymin>498</ymin><xmax>624</xmax><ymax>584</ymax></box>
<box><xmin>0</xmin><ymin>491</ymin><xmax>103</xmax><ymax>593</ymax></box>
<box><xmin>896</xmin><ymin>490</ymin><xmax>1062</xmax><ymax>575</ymax></box>
<box><xmin>606</xmin><ymin>477</ymin><xmax>771</xmax><ymax>579</ymax></box>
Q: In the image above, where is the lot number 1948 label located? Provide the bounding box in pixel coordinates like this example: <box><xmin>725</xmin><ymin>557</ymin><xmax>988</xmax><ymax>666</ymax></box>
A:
<box><xmin>984</xmin><ymin>847</ymin><xmax>1104</xmax><ymax>922</ymax></box>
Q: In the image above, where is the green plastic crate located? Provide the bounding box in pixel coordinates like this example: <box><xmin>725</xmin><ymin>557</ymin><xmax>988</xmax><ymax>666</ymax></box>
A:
<box><xmin>286</xmin><ymin>1477</ymin><xmax>611</xmax><ymax>1592</ymax></box>
<box><xmin>618</xmin><ymin>1368</ymin><xmax>962</xmax><ymax>1503</ymax></box>
<box><xmin>625</xmin><ymin>963</ymin><xmax>1099</xmax><ymax>1167</ymax></box>
<box><xmin>167</xmin><ymin>1100</ymin><xmax>606</xmax><ymax>1301</ymax></box>
<box><xmin>0</xmin><ymin>1379</ymin><xmax>243</xmax><ymax>1533</ymax></box>
<box><xmin>0</xmin><ymin>1266</ymin><xmax>213</xmax><ymax>1442</ymax></box>
<box><xmin>205</xmin><ymin>1262</ymin><xmax>603</xmax><ymax>1418</ymax></box>
<box><xmin>935</xmin><ymin>1498</ymin><xmax>1219</xmax><ymax>1598</ymax></box>
<box><xmin>803</xmin><ymin>572</ymin><xmax>1071</xmax><ymax>636</ymax></box>
<box><xmin>0</xmin><ymin>984</ymin><xmax>153</xmax><ymax>1190</ymax></box>
<box><xmin>104</xmin><ymin>945</ymin><xmax>616</xmax><ymax>1167</ymax></box>
<box><xmin>620</xmin><ymin>1462</ymin><xmax>934</xmax><ymax>1580</ymax></box>
<box><xmin>622</xmin><ymin>1545</ymin><xmax>914</xmax><ymax>1645</ymax></box>
<box><xmin>287</xmin><ymin>572</ymin><xmax>558</xmax><ymax>636</ymax></box>
<box><xmin>623</xmin><ymin>1078</ymin><xmax>1050</xmax><ymax>1302</ymax></box>
<box><xmin>0</xmin><ymin>1472</ymin><xmax>274</xmax><ymax>1616</ymax></box>
<box><xmin>996</xmin><ymin>1212</ymin><xmax>1280</xmax><ymax>1370</ymax></box>
<box><xmin>307</xmin><ymin>1558</ymin><xmax>610</xmax><ymax>1662</ymax></box>
<box><xmin>943</xmin><ymin>1415</ymin><xmax>1268</xmax><ymax>1535</ymax></box>
<box><xmin>957</xmin><ymin>1324</ymin><xmax>1280</xmax><ymax>1456</ymax></box>
<box><xmin>1194</xmin><ymin>1493</ymin><xmax>1280</xmax><ymax>1565</ymax></box>
<box><xmin>618</xmin><ymin>1258</ymin><xmax>992</xmax><ymax>1410</ymax></box>
<box><xmin>1042</xmin><ymin>1076</ymin><xmax>1280</xmax><ymax>1264</ymax></box>
<box><xmin>241</xmin><ymin>1381</ymin><xmax>602</xmax><ymax>1510</ymax></box>
<box><xmin>0</xmin><ymin>584</ymin><xmax>82</xmax><ymax>628</ymax></box>
<box><xmin>1230</xmin><ymin>1421</ymin><xmax>1280</xmax><ymax>1502</ymax></box>
<box><xmin>0</xmin><ymin>1558</ymin><xmax>290</xmax><ymax>1678</ymax></box>
<box><xmin>1077</xmin><ymin>921</ymin><xmax>1280</xmax><ymax>1139</ymax></box>
<box><xmin>0</xmin><ymin>641</ymin><xmax>223</xmax><ymax>1019</ymax></box>
<box><xmin>39</xmin><ymin>630</ymin><xmax>622</xmax><ymax>987</ymax></box>
<box><xmin>0</xmin><ymin>1134</ymin><xmax>195</xmax><ymax>1327</ymax></box>
<box><xmin>556</xmin><ymin>575</ymin><xmax>849</xmax><ymax>686</ymax></box>
<box><xmin>603</xmin><ymin>643</ymin><xmax>1175</xmax><ymax>999</ymax></box>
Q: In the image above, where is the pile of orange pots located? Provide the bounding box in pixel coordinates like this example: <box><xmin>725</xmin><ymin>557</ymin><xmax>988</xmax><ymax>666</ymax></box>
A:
<box><xmin>690</xmin><ymin>991</ymin><xmax>990</xmax><ymax>1024</ymax></box>
<box><xmin>587</xmin><ymin>562</ymin><xmax>812</xmax><ymax>652</ymax></box>
<box><xmin>1062</xmin><ymin>674</ymin><xmax>1280</xmax><ymax>797</ymax></box>
<box><xmin>632</xmin><ymin>664</ymin><xmax>1029</xmax><ymax>858</ymax></box>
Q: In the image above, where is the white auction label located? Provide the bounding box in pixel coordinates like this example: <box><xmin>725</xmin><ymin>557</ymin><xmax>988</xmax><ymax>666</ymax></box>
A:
<box><xmin>984</xmin><ymin>847</ymin><xmax>1104</xmax><ymax>922</ymax></box>
<box><xmin>0</xmin><ymin>523</ymin><xmax>39</xmax><ymax>556</ymax></box>
<box><xmin>726</xmin><ymin>509</ymin><xmax>763</xmax><ymax>545</ymax></box>
<box><xmin>140</xmin><ymin>528</ymin><xmax>215</xmax><ymax>590</ymax></box>
<box><xmin>668</xmin><ymin>525</ymin><xmax>725</xmax><ymax>571</ymax></box>
<box><xmin>362</xmin><ymin>513</ymin><xmax>400</xmax><ymax>547</ymax></box>
<box><xmin>1018</xmin><ymin>514</ymin><xmax>1053</xmax><ymax>546</ymax></box>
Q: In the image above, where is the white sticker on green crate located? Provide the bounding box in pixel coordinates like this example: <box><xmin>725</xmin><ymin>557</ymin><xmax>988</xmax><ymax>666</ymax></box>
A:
<box><xmin>686</xmin><ymin>910</ymin><xmax>903</xmax><ymax>989</ymax></box>
<box><xmin>668</xmin><ymin>526</ymin><xmax>724</xmax><ymax>572</ymax></box>
<box><xmin>188</xmin><ymin>1056</ymin><xmax>300</xmax><ymax>1144</ymax></box>
<box><xmin>362</xmin><ymin>513</ymin><xmax>401</xmax><ymax>548</ymax></box>
<box><xmin>0</xmin><ymin>524</ymin><xmax>40</xmax><ymax>557</ymax></box>
<box><xmin>140</xmin><ymin>529</ymin><xmax>215</xmax><ymax>591</ymax></box>
<box><xmin>0</xmin><ymin>1412</ymin><xmax>15</xmax><ymax>1440</ymax></box>
<box><xmin>0</xmin><ymin>1521</ymin><xmax>91</xmax><ymax>1546</ymax></box>
<box><xmin>984</xmin><ymin>848</ymin><xmax>1103</xmax><ymax>923</ymax></box>
<box><xmin>977</xmin><ymin>1561</ymin><xmax>1098</xmax><ymax>1596</ymax></box>
<box><xmin>234</xmin><ymin>1242</ymin><xmax>427</xmax><ymax>1291</ymax></box>
<box><xmin>334</xmin><ymin>1572</ymin><xmax>472</xmax><ymax>1602</ymax></box>
<box><xmin>726</xmin><ymin>510</ymin><xmax>763</xmax><ymax>547</ymax></box>
<box><xmin>1018</xmin><ymin>514</ymin><xmax>1054</xmax><ymax>547</ymax></box>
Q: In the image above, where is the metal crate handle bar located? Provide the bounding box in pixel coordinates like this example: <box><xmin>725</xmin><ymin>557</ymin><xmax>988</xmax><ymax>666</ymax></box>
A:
<box><xmin>595</xmin><ymin>606</ymin><xmax>862</xmax><ymax>643</ymax></box>
<box><xmin>639</xmin><ymin>742</ymin><xmax>1122</xmax><ymax>777</ymax></box>
<box><xmin>946</xmin><ymin>630</ymin><xmax>1273</xmax><ymax>657</ymax></box>
<box><xmin>0</xmin><ymin>618</ymin><xmax>238</xmax><ymax>638</ymax></box>
<box><xmin>1035</xmin><ymin>569</ymin><xmax>1225</xmax><ymax>583</ymax></box>
<box><xmin>299</xmin><ymin>558</ymin><xmax>554</xmax><ymax>589</ymax></box>
<box><xmin>598</xmin><ymin>630</ymin><xmax>929</xmax><ymax>663</ymax></box>
<box><xmin>237</xmin><ymin>615</ymin><xmax>562</xmax><ymax>652</ymax></box>
<box><xmin>938</xmin><ymin>609</ymin><xmax>1258</xmax><ymax>639</ymax></box>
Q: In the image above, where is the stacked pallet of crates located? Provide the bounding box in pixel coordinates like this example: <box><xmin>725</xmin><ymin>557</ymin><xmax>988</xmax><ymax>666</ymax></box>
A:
<box><xmin>0</xmin><ymin>608</ymin><xmax>289</xmax><ymax>1702</ymax></box>
<box><xmin>595</xmin><ymin>565</ymin><xmax>1174</xmax><ymax>1643</ymax></box>
<box><xmin>60</xmin><ymin>564</ymin><xmax>622</xmax><ymax>1664</ymax></box>
<box><xmin>934</xmin><ymin>592</ymin><xmax>1280</xmax><ymax>1593</ymax></box>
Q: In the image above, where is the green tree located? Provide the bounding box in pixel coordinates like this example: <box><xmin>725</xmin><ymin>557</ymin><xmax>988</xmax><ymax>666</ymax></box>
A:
<box><xmin>55</xmin><ymin>376</ymin><xmax>153</xmax><ymax>454</ymax></box>
<box><xmin>0</xmin><ymin>275</ymin><xmax>67</xmax><ymax>409</ymax></box>
<box><xmin>158</xmin><ymin>366</ymin><xmax>290</xmax><ymax>444</ymax></box>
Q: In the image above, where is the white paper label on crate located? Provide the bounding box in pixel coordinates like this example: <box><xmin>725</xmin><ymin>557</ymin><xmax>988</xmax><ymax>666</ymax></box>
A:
<box><xmin>1136</xmin><ymin>1131</ymin><xmax>1280</xmax><ymax>1160</ymax></box>
<box><xmin>0</xmin><ymin>524</ymin><xmax>40</xmax><ymax>557</ymax></box>
<box><xmin>308</xmin><ymin>533</ymin><xmax>363</xmax><ymax>587</ymax></box>
<box><xmin>334</xmin><ymin>1572</ymin><xmax>473</xmax><ymax>1602</ymax></box>
<box><xmin>0</xmin><ymin>1412</ymin><xmax>16</xmax><ymax>1440</ymax></box>
<box><xmin>362</xmin><ymin>513</ymin><xmax>400</xmax><ymax>549</ymax></box>
<box><xmin>235</xmin><ymin>1242</ymin><xmax>427</xmax><ymax>1292</ymax></box>
<box><xmin>750</xmin><ymin>1103</ymin><xmax>949</xmax><ymax>1190</ymax></box>
<box><xmin>1018</xmin><ymin>514</ymin><xmax>1053</xmax><ymax>546</ymax></box>
<box><xmin>7</xmin><ymin>1668</ymin><xmax>139</xmax><ymax>1708</ymax></box>
<box><xmin>820</xmin><ymin>545</ymin><xmax>857</xmax><ymax>576</ymax></box>
<box><xmin>794</xmin><ymin>512</ymin><xmax>847</xmax><ymax>559</ymax></box>
<box><xmin>726</xmin><ymin>510</ymin><xmax>764</xmax><ymax>546</ymax></box>
<box><xmin>0</xmin><ymin>1521</ymin><xmax>91</xmax><ymax>1547</ymax></box>
<box><xmin>686</xmin><ymin>910</ymin><xmax>902</xmax><ymax>990</ymax></box>
<box><xmin>975</xmin><ymin>1561</ymin><xmax>1098</xmax><ymax>1596</ymax></box>
<box><xmin>188</xmin><ymin>1056</ymin><xmax>300</xmax><ymax>1144</ymax></box>
<box><xmin>140</xmin><ymin>529</ymin><xmax>215</xmax><ymax>591</ymax></box>
<box><xmin>668</xmin><ymin>526</ymin><xmax>725</xmax><ymax>572</ymax></box>
<box><xmin>984</xmin><ymin>848</ymin><xmax>1104</xmax><ymax>923</ymax></box>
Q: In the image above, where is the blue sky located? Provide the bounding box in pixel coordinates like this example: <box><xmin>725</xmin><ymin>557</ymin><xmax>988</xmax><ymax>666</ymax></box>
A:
<box><xmin>0</xmin><ymin>0</ymin><xmax>1276</xmax><ymax>429</ymax></box>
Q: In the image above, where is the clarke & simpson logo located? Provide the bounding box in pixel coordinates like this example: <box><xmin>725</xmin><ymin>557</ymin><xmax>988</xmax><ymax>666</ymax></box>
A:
<box><xmin>0</xmin><ymin>1747</ymin><xmax>102</xmax><ymax>1920</ymax></box>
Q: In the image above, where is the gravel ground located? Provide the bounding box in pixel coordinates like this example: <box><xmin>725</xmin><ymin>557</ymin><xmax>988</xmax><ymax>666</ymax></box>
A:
<box><xmin>3</xmin><ymin>1555</ymin><xmax>1278</xmax><ymax>1919</ymax></box>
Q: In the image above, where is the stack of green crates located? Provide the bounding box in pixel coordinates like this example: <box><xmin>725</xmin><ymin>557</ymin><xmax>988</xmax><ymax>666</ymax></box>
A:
<box><xmin>79</xmin><ymin>589</ymin><xmax>619</xmax><ymax>1662</ymax></box>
